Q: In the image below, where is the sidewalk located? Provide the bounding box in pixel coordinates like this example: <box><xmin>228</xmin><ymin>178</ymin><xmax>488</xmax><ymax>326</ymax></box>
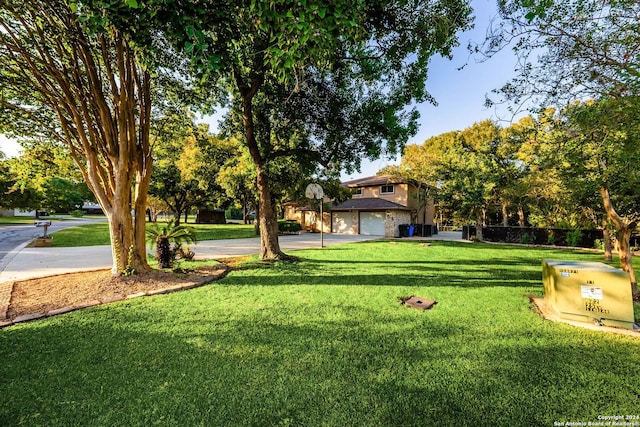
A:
<box><xmin>0</xmin><ymin>233</ymin><xmax>380</xmax><ymax>284</ymax></box>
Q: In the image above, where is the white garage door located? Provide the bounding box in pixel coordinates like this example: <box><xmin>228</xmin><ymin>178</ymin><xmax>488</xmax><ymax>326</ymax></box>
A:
<box><xmin>360</xmin><ymin>212</ymin><xmax>386</xmax><ymax>236</ymax></box>
<box><xmin>332</xmin><ymin>212</ymin><xmax>355</xmax><ymax>234</ymax></box>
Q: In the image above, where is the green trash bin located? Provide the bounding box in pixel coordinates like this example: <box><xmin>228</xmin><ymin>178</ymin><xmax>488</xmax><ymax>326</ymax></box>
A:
<box><xmin>399</xmin><ymin>224</ymin><xmax>409</xmax><ymax>237</ymax></box>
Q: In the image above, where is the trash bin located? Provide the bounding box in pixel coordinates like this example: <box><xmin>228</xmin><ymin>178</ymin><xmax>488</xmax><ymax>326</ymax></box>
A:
<box><xmin>399</xmin><ymin>224</ymin><xmax>409</xmax><ymax>238</ymax></box>
<box><xmin>408</xmin><ymin>225</ymin><xmax>415</xmax><ymax>237</ymax></box>
<box><xmin>542</xmin><ymin>260</ymin><xmax>636</xmax><ymax>329</ymax></box>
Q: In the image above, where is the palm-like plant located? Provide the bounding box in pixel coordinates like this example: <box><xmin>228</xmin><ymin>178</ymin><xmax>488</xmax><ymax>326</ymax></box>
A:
<box><xmin>146</xmin><ymin>222</ymin><xmax>197</xmax><ymax>269</ymax></box>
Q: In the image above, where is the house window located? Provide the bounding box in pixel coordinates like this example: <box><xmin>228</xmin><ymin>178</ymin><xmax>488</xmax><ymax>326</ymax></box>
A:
<box><xmin>353</xmin><ymin>188</ymin><xmax>363</xmax><ymax>197</ymax></box>
<box><xmin>381</xmin><ymin>184</ymin><xmax>394</xmax><ymax>194</ymax></box>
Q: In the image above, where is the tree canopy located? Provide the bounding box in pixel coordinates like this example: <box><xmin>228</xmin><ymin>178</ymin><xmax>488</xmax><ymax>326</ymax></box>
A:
<box><xmin>152</xmin><ymin>0</ymin><xmax>473</xmax><ymax>260</ymax></box>
<box><xmin>479</xmin><ymin>0</ymin><xmax>640</xmax><ymax>297</ymax></box>
<box><xmin>486</xmin><ymin>0</ymin><xmax>640</xmax><ymax>110</ymax></box>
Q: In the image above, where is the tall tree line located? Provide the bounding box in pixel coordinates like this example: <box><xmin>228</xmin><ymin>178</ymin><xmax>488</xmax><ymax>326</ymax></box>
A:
<box><xmin>391</xmin><ymin>103</ymin><xmax>640</xmax><ymax>298</ymax></box>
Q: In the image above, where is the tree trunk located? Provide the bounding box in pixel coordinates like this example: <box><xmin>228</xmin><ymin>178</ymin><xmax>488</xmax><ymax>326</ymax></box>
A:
<box><xmin>235</xmin><ymin>67</ymin><xmax>287</xmax><ymax>260</ymax></box>
<box><xmin>0</xmin><ymin>6</ymin><xmax>153</xmax><ymax>276</ymax></box>
<box><xmin>173</xmin><ymin>210</ymin><xmax>181</xmax><ymax>226</ymax></box>
<box><xmin>602</xmin><ymin>217</ymin><xmax>613</xmax><ymax>262</ymax></box>
<box><xmin>104</xmin><ymin>193</ymin><xmax>150</xmax><ymax>275</ymax></box>
<box><xmin>156</xmin><ymin>236</ymin><xmax>172</xmax><ymax>269</ymax></box>
<box><xmin>518</xmin><ymin>205</ymin><xmax>526</xmax><ymax>227</ymax></box>
<box><xmin>475</xmin><ymin>210</ymin><xmax>483</xmax><ymax>241</ymax></box>
<box><xmin>255</xmin><ymin>166</ymin><xmax>286</xmax><ymax>259</ymax></box>
<box><xmin>600</xmin><ymin>187</ymin><xmax>638</xmax><ymax>298</ymax></box>
<box><xmin>502</xmin><ymin>202</ymin><xmax>509</xmax><ymax>227</ymax></box>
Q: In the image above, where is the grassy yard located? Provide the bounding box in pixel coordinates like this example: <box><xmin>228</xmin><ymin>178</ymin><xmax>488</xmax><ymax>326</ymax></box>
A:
<box><xmin>0</xmin><ymin>215</ymin><xmax>106</xmax><ymax>225</ymax></box>
<box><xmin>1</xmin><ymin>241</ymin><xmax>638</xmax><ymax>426</ymax></box>
<box><xmin>0</xmin><ymin>216</ymin><xmax>45</xmax><ymax>225</ymax></box>
<box><xmin>49</xmin><ymin>222</ymin><xmax>257</xmax><ymax>247</ymax></box>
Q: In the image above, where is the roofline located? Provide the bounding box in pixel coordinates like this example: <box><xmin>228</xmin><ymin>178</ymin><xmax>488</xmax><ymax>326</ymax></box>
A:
<box><xmin>342</xmin><ymin>174</ymin><xmax>437</xmax><ymax>191</ymax></box>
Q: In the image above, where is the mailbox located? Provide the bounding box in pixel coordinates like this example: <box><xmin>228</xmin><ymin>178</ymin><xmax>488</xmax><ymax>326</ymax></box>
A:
<box><xmin>542</xmin><ymin>260</ymin><xmax>636</xmax><ymax>330</ymax></box>
<box><xmin>34</xmin><ymin>220</ymin><xmax>52</xmax><ymax>239</ymax></box>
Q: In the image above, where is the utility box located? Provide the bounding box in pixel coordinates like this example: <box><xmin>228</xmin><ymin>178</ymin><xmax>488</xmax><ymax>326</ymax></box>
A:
<box><xmin>542</xmin><ymin>260</ymin><xmax>636</xmax><ymax>330</ymax></box>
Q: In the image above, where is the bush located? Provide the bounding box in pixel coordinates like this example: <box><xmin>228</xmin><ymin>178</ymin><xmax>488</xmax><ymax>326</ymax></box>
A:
<box><xmin>547</xmin><ymin>233</ymin><xmax>556</xmax><ymax>245</ymax></box>
<box><xmin>566</xmin><ymin>229</ymin><xmax>582</xmax><ymax>247</ymax></box>
<box><xmin>278</xmin><ymin>220</ymin><xmax>302</xmax><ymax>233</ymax></box>
<box><xmin>521</xmin><ymin>233</ymin><xmax>530</xmax><ymax>244</ymax></box>
<box><xmin>225</xmin><ymin>207</ymin><xmax>243</xmax><ymax>220</ymax></box>
<box><xmin>593</xmin><ymin>239</ymin><xmax>604</xmax><ymax>250</ymax></box>
<box><xmin>70</xmin><ymin>209</ymin><xmax>85</xmax><ymax>218</ymax></box>
<box><xmin>146</xmin><ymin>222</ymin><xmax>197</xmax><ymax>269</ymax></box>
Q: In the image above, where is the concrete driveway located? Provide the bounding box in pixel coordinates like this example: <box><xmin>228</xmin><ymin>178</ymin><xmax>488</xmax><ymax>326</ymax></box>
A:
<box><xmin>0</xmin><ymin>233</ymin><xmax>380</xmax><ymax>283</ymax></box>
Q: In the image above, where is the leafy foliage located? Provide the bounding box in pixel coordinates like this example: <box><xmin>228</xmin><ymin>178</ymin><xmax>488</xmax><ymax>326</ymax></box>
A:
<box><xmin>486</xmin><ymin>0</ymin><xmax>640</xmax><ymax>110</ymax></box>
<box><xmin>149</xmin><ymin>111</ymin><xmax>235</xmax><ymax>224</ymax></box>
<box><xmin>146</xmin><ymin>222</ymin><xmax>197</xmax><ymax>269</ymax></box>
<box><xmin>153</xmin><ymin>0</ymin><xmax>472</xmax><ymax>260</ymax></box>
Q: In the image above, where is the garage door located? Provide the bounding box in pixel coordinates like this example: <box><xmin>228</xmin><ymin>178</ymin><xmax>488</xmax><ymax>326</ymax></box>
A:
<box><xmin>332</xmin><ymin>212</ymin><xmax>355</xmax><ymax>234</ymax></box>
<box><xmin>360</xmin><ymin>212</ymin><xmax>386</xmax><ymax>236</ymax></box>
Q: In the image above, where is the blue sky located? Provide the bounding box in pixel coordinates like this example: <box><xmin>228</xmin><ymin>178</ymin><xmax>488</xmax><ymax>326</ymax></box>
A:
<box><xmin>1</xmin><ymin>0</ymin><xmax>521</xmax><ymax>179</ymax></box>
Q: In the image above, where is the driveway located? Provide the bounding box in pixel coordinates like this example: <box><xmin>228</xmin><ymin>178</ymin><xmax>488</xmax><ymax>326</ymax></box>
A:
<box><xmin>0</xmin><ymin>233</ymin><xmax>380</xmax><ymax>283</ymax></box>
<box><xmin>0</xmin><ymin>227</ymin><xmax>467</xmax><ymax>284</ymax></box>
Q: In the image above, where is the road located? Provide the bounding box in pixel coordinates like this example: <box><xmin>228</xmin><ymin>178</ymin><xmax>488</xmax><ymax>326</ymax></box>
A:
<box><xmin>0</xmin><ymin>217</ymin><xmax>107</xmax><ymax>273</ymax></box>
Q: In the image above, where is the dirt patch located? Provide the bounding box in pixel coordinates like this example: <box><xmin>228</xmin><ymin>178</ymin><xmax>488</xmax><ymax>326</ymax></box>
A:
<box><xmin>4</xmin><ymin>265</ymin><xmax>227</xmax><ymax>322</ymax></box>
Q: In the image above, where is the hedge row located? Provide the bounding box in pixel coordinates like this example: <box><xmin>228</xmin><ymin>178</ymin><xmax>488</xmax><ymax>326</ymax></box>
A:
<box><xmin>466</xmin><ymin>226</ymin><xmax>604</xmax><ymax>248</ymax></box>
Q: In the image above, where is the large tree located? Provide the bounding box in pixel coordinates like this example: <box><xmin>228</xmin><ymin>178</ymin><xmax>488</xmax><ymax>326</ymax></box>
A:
<box><xmin>0</xmin><ymin>0</ymin><xmax>155</xmax><ymax>274</ymax></box>
<box><xmin>157</xmin><ymin>0</ymin><xmax>472</xmax><ymax>260</ymax></box>
<box><xmin>488</xmin><ymin>0</ymin><xmax>640</xmax><ymax>297</ymax></box>
<box><xmin>558</xmin><ymin>98</ymin><xmax>640</xmax><ymax>298</ymax></box>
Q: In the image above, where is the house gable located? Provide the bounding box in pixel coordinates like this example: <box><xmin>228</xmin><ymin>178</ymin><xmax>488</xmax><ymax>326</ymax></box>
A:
<box><xmin>341</xmin><ymin>175</ymin><xmax>415</xmax><ymax>208</ymax></box>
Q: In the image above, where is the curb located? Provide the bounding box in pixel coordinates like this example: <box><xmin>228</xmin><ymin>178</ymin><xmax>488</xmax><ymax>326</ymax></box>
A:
<box><xmin>0</xmin><ymin>265</ymin><xmax>229</xmax><ymax>329</ymax></box>
<box><xmin>0</xmin><ymin>240</ymin><xmax>32</xmax><ymax>279</ymax></box>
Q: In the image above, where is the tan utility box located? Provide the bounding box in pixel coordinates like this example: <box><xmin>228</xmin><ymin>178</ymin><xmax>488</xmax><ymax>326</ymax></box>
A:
<box><xmin>542</xmin><ymin>260</ymin><xmax>636</xmax><ymax>330</ymax></box>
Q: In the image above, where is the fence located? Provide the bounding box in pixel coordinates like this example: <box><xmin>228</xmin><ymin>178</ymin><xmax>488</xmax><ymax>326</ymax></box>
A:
<box><xmin>463</xmin><ymin>226</ymin><xmax>604</xmax><ymax>248</ymax></box>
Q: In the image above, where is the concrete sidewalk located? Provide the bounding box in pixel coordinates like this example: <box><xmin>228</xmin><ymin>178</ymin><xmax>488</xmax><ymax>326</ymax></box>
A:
<box><xmin>0</xmin><ymin>233</ymin><xmax>380</xmax><ymax>283</ymax></box>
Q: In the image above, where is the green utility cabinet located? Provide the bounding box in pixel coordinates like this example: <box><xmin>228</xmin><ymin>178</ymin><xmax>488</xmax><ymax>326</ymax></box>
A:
<box><xmin>542</xmin><ymin>260</ymin><xmax>636</xmax><ymax>330</ymax></box>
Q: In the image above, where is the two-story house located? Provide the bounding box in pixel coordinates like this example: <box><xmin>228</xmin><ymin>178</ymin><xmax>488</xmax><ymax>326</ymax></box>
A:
<box><xmin>330</xmin><ymin>175</ymin><xmax>435</xmax><ymax>237</ymax></box>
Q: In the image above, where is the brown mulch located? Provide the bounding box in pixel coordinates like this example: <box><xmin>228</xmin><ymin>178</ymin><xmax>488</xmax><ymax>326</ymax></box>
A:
<box><xmin>4</xmin><ymin>265</ymin><xmax>227</xmax><ymax>322</ymax></box>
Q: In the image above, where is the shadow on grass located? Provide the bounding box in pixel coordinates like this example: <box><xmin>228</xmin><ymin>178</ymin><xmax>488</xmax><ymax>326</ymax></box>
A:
<box><xmin>219</xmin><ymin>271</ymin><xmax>542</xmax><ymax>288</ymax></box>
<box><xmin>1</xmin><ymin>297</ymin><xmax>638</xmax><ymax>426</ymax></box>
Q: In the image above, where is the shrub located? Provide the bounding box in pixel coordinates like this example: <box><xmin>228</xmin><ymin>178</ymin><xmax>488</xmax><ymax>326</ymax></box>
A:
<box><xmin>547</xmin><ymin>233</ymin><xmax>556</xmax><ymax>245</ymax></box>
<box><xmin>521</xmin><ymin>233</ymin><xmax>530</xmax><ymax>244</ymax></box>
<box><xmin>566</xmin><ymin>229</ymin><xmax>582</xmax><ymax>247</ymax></box>
<box><xmin>70</xmin><ymin>209</ymin><xmax>85</xmax><ymax>218</ymax></box>
<box><xmin>593</xmin><ymin>239</ymin><xmax>604</xmax><ymax>250</ymax></box>
<box><xmin>278</xmin><ymin>220</ymin><xmax>302</xmax><ymax>233</ymax></box>
<box><xmin>146</xmin><ymin>222</ymin><xmax>197</xmax><ymax>269</ymax></box>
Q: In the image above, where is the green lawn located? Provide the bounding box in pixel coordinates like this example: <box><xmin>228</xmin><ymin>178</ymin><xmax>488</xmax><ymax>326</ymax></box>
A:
<box><xmin>1</xmin><ymin>241</ymin><xmax>638</xmax><ymax>426</ymax></box>
<box><xmin>0</xmin><ymin>215</ymin><xmax>106</xmax><ymax>225</ymax></box>
<box><xmin>0</xmin><ymin>216</ymin><xmax>41</xmax><ymax>225</ymax></box>
<box><xmin>49</xmin><ymin>222</ymin><xmax>257</xmax><ymax>246</ymax></box>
